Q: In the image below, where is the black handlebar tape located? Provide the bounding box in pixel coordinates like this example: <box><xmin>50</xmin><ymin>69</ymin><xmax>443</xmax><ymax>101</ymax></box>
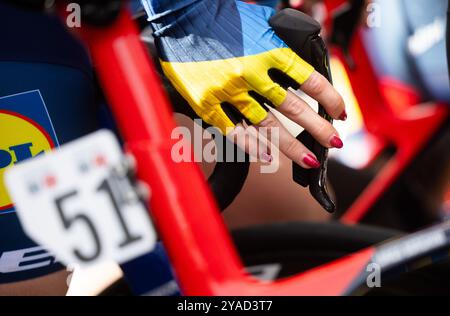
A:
<box><xmin>270</xmin><ymin>9</ymin><xmax>336</xmax><ymax>213</ymax></box>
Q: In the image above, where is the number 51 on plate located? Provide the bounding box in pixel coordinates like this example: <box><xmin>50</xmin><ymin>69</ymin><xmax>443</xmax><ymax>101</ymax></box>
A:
<box><xmin>5</xmin><ymin>130</ymin><xmax>157</xmax><ymax>268</ymax></box>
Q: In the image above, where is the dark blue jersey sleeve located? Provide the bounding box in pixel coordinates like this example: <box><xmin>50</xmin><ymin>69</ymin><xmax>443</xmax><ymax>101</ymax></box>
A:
<box><xmin>0</xmin><ymin>2</ymin><xmax>99</xmax><ymax>284</ymax></box>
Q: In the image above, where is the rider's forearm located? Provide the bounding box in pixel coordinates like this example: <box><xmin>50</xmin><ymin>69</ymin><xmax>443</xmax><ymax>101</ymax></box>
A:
<box><xmin>141</xmin><ymin>0</ymin><xmax>200</xmax><ymax>21</ymax></box>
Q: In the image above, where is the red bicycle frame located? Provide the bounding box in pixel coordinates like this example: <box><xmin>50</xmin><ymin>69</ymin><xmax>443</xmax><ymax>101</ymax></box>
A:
<box><xmin>75</xmin><ymin>7</ymin><xmax>378</xmax><ymax>296</ymax></box>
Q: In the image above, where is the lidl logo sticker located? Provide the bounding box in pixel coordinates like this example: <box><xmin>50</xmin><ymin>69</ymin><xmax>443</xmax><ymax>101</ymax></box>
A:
<box><xmin>0</xmin><ymin>91</ymin><xmax>59</xmax><ymax>214</ymax></box>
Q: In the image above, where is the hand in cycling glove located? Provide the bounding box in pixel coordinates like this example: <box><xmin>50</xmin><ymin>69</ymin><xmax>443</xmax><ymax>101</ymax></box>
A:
<box><xmin>143</xmin><ymin>0</ymin><xmax>346</xmax><ymax>168</ymax></box>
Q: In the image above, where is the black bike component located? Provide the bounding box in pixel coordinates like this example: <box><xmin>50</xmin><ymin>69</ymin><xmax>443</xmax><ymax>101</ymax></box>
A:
<box><xmin>270</xmin><ymin>9</ymin><xmax>336</xmax><ymax>213</ymax></box>
<box><xmin>133</xmin><ymin>7</ymin><xmax>150</xmax><ymax>30</ymax></box>
<box><xmin>330</xmin><ymin>0</ymin><xmax>366</xmax><ymax>69</ymax></box>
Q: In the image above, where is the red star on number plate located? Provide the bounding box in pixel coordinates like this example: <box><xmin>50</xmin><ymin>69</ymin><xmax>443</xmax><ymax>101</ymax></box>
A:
<box><xmin>94</xmin><ymin>155</ymin><xmax>107</xmax><ymax>167</ymax></box>
<box><xmin>44</xmin><ymin>175</ymin><xmax>57</xmax><ymax>188</ymax></box>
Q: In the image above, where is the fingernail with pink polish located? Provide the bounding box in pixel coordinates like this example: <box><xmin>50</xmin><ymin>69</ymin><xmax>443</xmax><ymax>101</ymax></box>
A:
<box><xmin>303</xmin><ymin>154</ymin><xmax>321</xmax><ymax>168</ymax></box>
<box><xmin>330</xmin><ymin>135</ymin><xmax>344</xmax><ymax>149</ymax></box>
<box><xmin>261</xmin><ymin>153</ymin><xmax>273</xmax><ymax>163</ymax></box>
<box><xmin>339</xmin><ymin>110</ymin><xmax>348</xmax><ymax>121</ymax></box>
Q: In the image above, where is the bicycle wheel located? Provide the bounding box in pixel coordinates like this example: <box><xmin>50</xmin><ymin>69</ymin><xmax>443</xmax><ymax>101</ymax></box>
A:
<box><xmin>234</xmin><ymin>222</ymin><xmax>450</xmax><ymax>296</ymax></box>
<box><xmin>100</xmin><ymin>221</ymin><xmax>450</xmax><ymax>295</ymax></box>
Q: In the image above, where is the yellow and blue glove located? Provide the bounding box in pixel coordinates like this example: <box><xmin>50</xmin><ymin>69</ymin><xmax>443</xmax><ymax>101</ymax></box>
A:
<box><xmin>142</xmin><ymin>0</ymin><xmax>315</xmax><ymax>134</ymax></box>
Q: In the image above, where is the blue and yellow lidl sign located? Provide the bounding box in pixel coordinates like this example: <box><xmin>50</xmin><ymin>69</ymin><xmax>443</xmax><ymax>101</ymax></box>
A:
<box><xmin>0</xmin><ymin>91</ymin><xmax>59</xmax><ymax>214</ymax></box>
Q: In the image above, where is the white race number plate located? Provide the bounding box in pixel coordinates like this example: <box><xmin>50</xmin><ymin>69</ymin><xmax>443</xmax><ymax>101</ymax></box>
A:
<box><xmin>5</xmin><ymin>130</ymin><xmax>156</xmax><ymax>267</ymax></box>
